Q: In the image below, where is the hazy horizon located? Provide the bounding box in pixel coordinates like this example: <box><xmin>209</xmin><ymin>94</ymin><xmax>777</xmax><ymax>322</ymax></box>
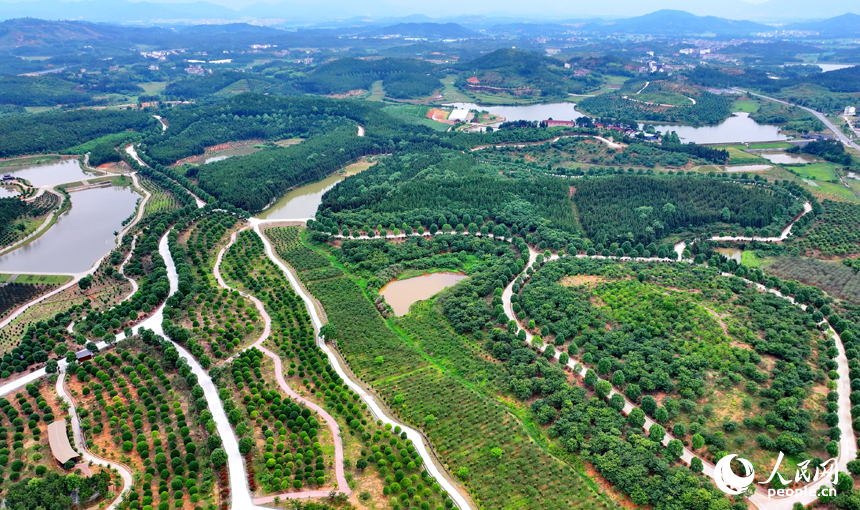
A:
<box><xmin>0</xmin><ymin>0</ymin><xmax>857</xmax><ymax>22</ymax></box>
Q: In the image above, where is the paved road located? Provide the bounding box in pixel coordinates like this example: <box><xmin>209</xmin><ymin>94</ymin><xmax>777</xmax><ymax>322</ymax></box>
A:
<box><xmin>252</xmin><ymin>219</ymin><xmax>476</xmax><ymax>510</ymax></box>
<box><xmin>735</xmin><ymin>88</ymin><xmax>860</xmax><ymax>151</ymax></box>
<box><xmin>213</xmin><ymin>228</ymin><xmax>351</xmax><ymax>499</ymax></box>
<box><xmin>56</xmin><ymin>369</ymin><xmax>134</xmax><ymax>510</ymax></box>
<box><xmin>319</xmin><ymin>224</ymin><xmax>853</xmax><ymax>509</ymax></box>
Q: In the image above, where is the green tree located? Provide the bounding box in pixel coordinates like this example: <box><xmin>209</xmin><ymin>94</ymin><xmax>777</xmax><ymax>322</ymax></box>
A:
<box><xmin>691</xmin><ymin>433</ymin><xmax>705</xmax><ymax>450</ymax></box>
<box><xmin>239</xmin><ymin>436</ymin><xmax>254</xmax><ymax>455</ymax></box>
<box><xmin>595</xmin><ymin>380</ymin><xmax>612</xmax><ymax>399</ymax></box>
<box><xmin>628</xmin><ymin>408</ymin><xmax>645</xmax><ymax>428</ymax></box>
<box><xmin>649</xmin><ymin>424</ymin><xmax>665</xmax><ymax>443</ymax></box>
<box><xmin>211</xmin><ymin>448</ymin><xmax>227</xmax><ymax>466</ymax></box>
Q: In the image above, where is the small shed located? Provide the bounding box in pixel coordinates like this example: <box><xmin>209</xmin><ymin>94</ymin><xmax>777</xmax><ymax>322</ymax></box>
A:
<box><xmin>75</xmin><ymin>349</ymin><xmax>93</xmax><ymax>362</ymax></box>
<box><xmin>48</xmin><ymin>421</ymin><xmax>78</xmax><ymax>466</ymax></box>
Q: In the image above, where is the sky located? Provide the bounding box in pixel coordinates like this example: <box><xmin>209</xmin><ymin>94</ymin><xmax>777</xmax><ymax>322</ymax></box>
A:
<box><xmin>0</xmin><ymin>0</ymin><xmax>857</xmax><ymax>20</ymax></box>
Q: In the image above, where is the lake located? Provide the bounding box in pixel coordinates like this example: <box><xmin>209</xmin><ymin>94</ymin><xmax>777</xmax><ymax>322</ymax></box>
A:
<box><xmin>785</xmin><ymin>63</ymin><xmax>855</xmax><ymax>73</ymax></box>
<box><xmin>0</xmin><ymin>186</ymin><xmax>139</xmax><ymax>274</ymax></box>
<box><xmin>444</xmin><ymin>102</ymin><xmax>582</xmax><ymax>122</ymax></box>
<box><xmin>651</xmin><ymin>113</ymin><xmax>788</xmax><ymax>144</ymax></box>
<box><xmin>2</xmin><ymin>159</ymin><xmax>96</xmax><ymax>187</ymax></box>
<box><xmin>759</xmin><ymin>152</ymin><xmax>816</xmax><ymax>165</ymax></box>
<box><xmin>257</xmin><ymin>160</ymin><xmax>374</xmax><ymax>220</ymax></box>
<box><xmin>380</xmin><ymin>272</ymin><xmax>467</xmax><ymax>316</ymax></box>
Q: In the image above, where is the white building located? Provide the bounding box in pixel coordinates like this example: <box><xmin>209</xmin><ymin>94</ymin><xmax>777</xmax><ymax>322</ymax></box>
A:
<box><xmin>845</xmin><ymin>106</ymin><xmax>856</xmax><ymax>116</ymax></box>
<box><xmin>448</xmin><ymin>109</ymin><xmax>472</xmax><ymax>122</ymax></box>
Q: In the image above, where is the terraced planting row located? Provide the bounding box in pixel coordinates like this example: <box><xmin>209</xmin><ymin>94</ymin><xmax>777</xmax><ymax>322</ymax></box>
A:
<box><xmin>267</xmin><ymin>226</ymin><xmax>614</xmax><ymax>510</ymax></box>
<box><xmin>224</xmin><ymin>228</ymin><xmax>458</xmax><ymax>509</ymax></box>
<box><xmin>67</xmin><ymin>338</ymin><xmax>225</xmax><ymax>510</ymax></box>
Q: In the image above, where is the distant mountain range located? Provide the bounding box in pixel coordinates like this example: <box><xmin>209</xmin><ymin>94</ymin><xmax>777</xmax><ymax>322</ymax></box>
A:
<box><xmin>0</xmin><ymin>6</ymin><xmax>858</xmax><ymax>43</ymax></box>
<box><xmin>0</xmin><ymin>0</ymin><xmax>857</xmax><ymax>24</ymax></box>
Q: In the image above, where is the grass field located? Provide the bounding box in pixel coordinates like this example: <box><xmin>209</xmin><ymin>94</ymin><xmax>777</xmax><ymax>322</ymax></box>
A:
<box><xmin>138</xmin><ymin>81</ymin><xmax>167</xmax><ymax>95</ymax></box>
<box><xmin>741</xmin><ymin>250</ymin><xmax>763</xmax><ymax>268</ymax></box>
<box><xmin>13</xmin><ymin>274</ymin><xmax>71</xmax><ymax>284</ymax></box>
<box><xmin>816</xmin><ymin>181</ymin><xmax>858</xmax><ymax>201</ymax></box>
<box><xmin>726</xmin><ymin>147</ymin><xmax>767</xmax><ymax>165</ymax></box>
<box><xmin>731</xmin><ymin>99</ymin><xmax>760</xmax><ymax>113</ymax></box>
<box><xmin>593</xmin><ymin>75</ymin><xmax>628</xmax><ymax>95</ymax></box>
<box><xmin>367</xmin><ymin>80</ymin><xmax>385</xmax><ymax>101</ymax></box>
<box><xmin>382</xmin><ymin>104</ymin><xmax>450</xmax><ymax>131</ymax></box>
<box><xmin>0</xmin><ymin>274</ymin><xmax>10</xmax><ymax>283</ymax></box>
<box><xmin>748</xmin><ymin>142</ymin><xmax>793</xmax><ymax>149</ymax></box>
<box><xmin>792</xmin><ymin>162</ymin><xmax>840</xmax><ymax>181</ymax></box>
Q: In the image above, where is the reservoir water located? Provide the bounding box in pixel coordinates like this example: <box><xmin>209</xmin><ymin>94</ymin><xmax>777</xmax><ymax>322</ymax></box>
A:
<box><xmin>652</xmin><ymin>113</ymin><xmax>788</xmax><ymax>145</ymax></box>
<box><xmin>257</xmin><ymin>160</ymin><xmax>374</xmax><ymax>220</ymax></box>
<box><xmin>759</xmin><ymin>152</ymin><xmax>816</xmax><ymax>165</ymax></box>
<box><xmin>444</xmin><ymin>102</ymin><xmax>582</xmax><ymax>122</ymax></box>
<box><xmin>380</xmin><ymin>272</ymin><xmax>467</xmax><ymax>316</ymax></box>
<box><xmin>2</xmin><ymin>159</ymin><xmax>96</xmax><ymax>187</ymax></box>
<box><xmin>0</xmin><ymin>186</ymin><xmax>19</xmax><ymax>198</ymax></box>
<box><xmin>0</xmin><ymin>186</ymin><xmax>139</xmax><ymax>274</ymax></box>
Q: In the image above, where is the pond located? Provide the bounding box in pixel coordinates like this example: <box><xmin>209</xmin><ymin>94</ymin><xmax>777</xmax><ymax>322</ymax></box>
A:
<box><xmin>759</xmin><ymin>152</ymin><xmax>817</xmax><ymax>165</ymax></box>
<box><xmin>715</xmin><ymin>247</ymin><xmax>742</xmax><ymax>263</ymax></box>
<box><xmin>0</xmin><ymin>186</ymin><xmax>139</xmax><ymax>274</ymax></box>
<box><xmin>0</xmin><ymin>186</ymin><xmax>19</xmax><ymax>198</ymax></box>
<box><xmin>444</xmin><ymin>102</ymin><xmax>582</xmax><ymax>122</ymax></box>
<box><xmin>203</xmin><ymin>146</ymin><xmax>260</xmax><ymax>164</ymax></box>
<box><xmin>257</xmin><ymin>160</ymin><xmax>373</xmax><ymax>220</ymax></box>
<box><xmin>2</xmin><ymin>159</ymin><xmax>96</xmax><ymax>187</ymax></box>
<box><xmin>651</xmin><ymin>112</ymin><xmax>788</xmax><ymax>145</ymax></box>
<box><xmin>380</xmin><ymin>272</ymin><xmax>467</xmax><ymax>316</ymax></box>
<box><xmin>785</xmin><ymin>63</ymin><xmax>855</xmax><ymax>73</ymax></box>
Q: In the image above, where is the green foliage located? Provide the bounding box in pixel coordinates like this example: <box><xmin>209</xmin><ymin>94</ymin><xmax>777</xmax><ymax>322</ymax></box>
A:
<box><xmin>297</xmin><ymin>58</ymin><xmax>440</xmax><ymax>99</ymax></box>
<box><xmin>0</xmin><ymin>75</ymin><xmax>92</xmax><ymax>107</ymax></box>
<box><xmin>578</xmin><ymin>82</ymin><xmax>732</xmax><ymax>125</ymax></box>
<box><xmin>573</xmin><ymin>174</ymin><xmax>802</xmax><ymax>244</ymax></box>
<box><xmin>0</xmin><ymin>109</ymin><xmax>154</xmax><ymax>158</ymax></box>
<box><xmin>792</xmin><ymin>200</ymin><xmax>860</xmax><ymax>257</ymax></box>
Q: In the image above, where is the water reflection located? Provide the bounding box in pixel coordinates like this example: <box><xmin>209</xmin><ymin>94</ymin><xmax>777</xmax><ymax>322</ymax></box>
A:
<box><xmin>0</xmin><ymin>186</ymin><xmax>138</xmax><ymax>274</ymax></box>
<box><xmin>257</xmin><ymin>161</ymin><xmax>373</xmax><ymax>220</ymax></box>
<box><xmin>380</xmin><ymin>273</ymin><xmax>467</xmax><ymax>316</ymax></box>
<box><xmin>2</xmin><ymin>159</ymin><xmax>95</xmax><ymax>187</ymax></box>
<box><xmin>759</xmin><ymin>152</ymin><xmax>816</xmax><ymax>165</ymax></box>
<box><xmin>651</xmin><ymin>113</ymin><xmax>788</xmax><ymax>145</ymax></box>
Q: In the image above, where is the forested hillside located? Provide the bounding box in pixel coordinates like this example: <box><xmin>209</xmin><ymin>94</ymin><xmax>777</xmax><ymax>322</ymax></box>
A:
<box><xmin>296</xmin><ymin>57</ymin><xmax>441</xmax><ymax>98</ymax></box>
<box><xmin>0</xmin><ymin>109</ymin><xmax>156</xmax><ymax>157</ymax></box>
<box><xmin>577</xmin><ymin>81</ymin><xmax>732</xmax><ymax>125</ymax></box>
<box><xmin>455</xmin><ymin>48</ymin><xmax>601</xmax><ymax>97</ymax></box>
<box><xmin>573</xmin><ymin>174</ymin><xmax>803</xmax><ymax>244</ymax></box>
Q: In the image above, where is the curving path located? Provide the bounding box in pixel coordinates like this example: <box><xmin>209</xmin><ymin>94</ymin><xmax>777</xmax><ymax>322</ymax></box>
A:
<box><xmin>470</xmin><ymin>134</ymin><xmax>623</xmax><ymax>151</ymax></box>
<box><xmin>312</xmin><ymin>223</ymin><xmax>852</xmax><ymax>509</ymax></box>
<box><xmin>124</xmin><ymin>144</ymin><xmax>206</xmax><ymax>208</ymax></box>
<box><xmin>251</xmin><ymin>219</ymin><xmax>475</xmax><ymax>510</ymax></box>
<box><xmin>212</xmin><ymin>228</ymin><xmax>351</xmax><ymax>499</ymax></box>
<box><xmin>55</xmin><ymin>366</ymin><xmax>134</xmax><ymax>510</ymax></box>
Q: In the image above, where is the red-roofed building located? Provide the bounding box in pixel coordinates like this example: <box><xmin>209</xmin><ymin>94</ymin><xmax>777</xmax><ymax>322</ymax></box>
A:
<box><xmin>544</xmin><ymin>120</ymin><xmax>577</xmax><ymax>127</ymax></box>
<box><xmin>466</xmin><ymin>76</ymin><xmax>480</xmax><ymax>84</ymax></box>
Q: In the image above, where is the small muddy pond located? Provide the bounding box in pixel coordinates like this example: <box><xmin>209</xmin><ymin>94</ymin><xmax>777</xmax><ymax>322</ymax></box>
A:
<box><xmin>380</xmin><ymin>272</ymin><xmax>467</xmax><ymax>316</ymax></box>
<box><xmin>0</xmin><ymin>186</ymin><xmax>139</xmax><ymax>274</ymax></box>
<box><xmin>715</xmin><ymin>247</ymin><xmax>742</xmax><ymax>263</ymax></box>
<box><xmin>257</xmin><ymin>161</ymin><xmax>373</xmax><ymax>220</ymax></box>
<box><xmin>759</xmin><ymin>152</ymin><xmax>816</xmax><ymax>165</ymax></box>
<box><xmin>2</xmin><ymin>159</ymin><xmax>96</xmax><ymax>187</ymax></box>
<box><xmin>203</xmin><ymin>147</ymin><xmax>260</xmax><ymax>164</ymax></box>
